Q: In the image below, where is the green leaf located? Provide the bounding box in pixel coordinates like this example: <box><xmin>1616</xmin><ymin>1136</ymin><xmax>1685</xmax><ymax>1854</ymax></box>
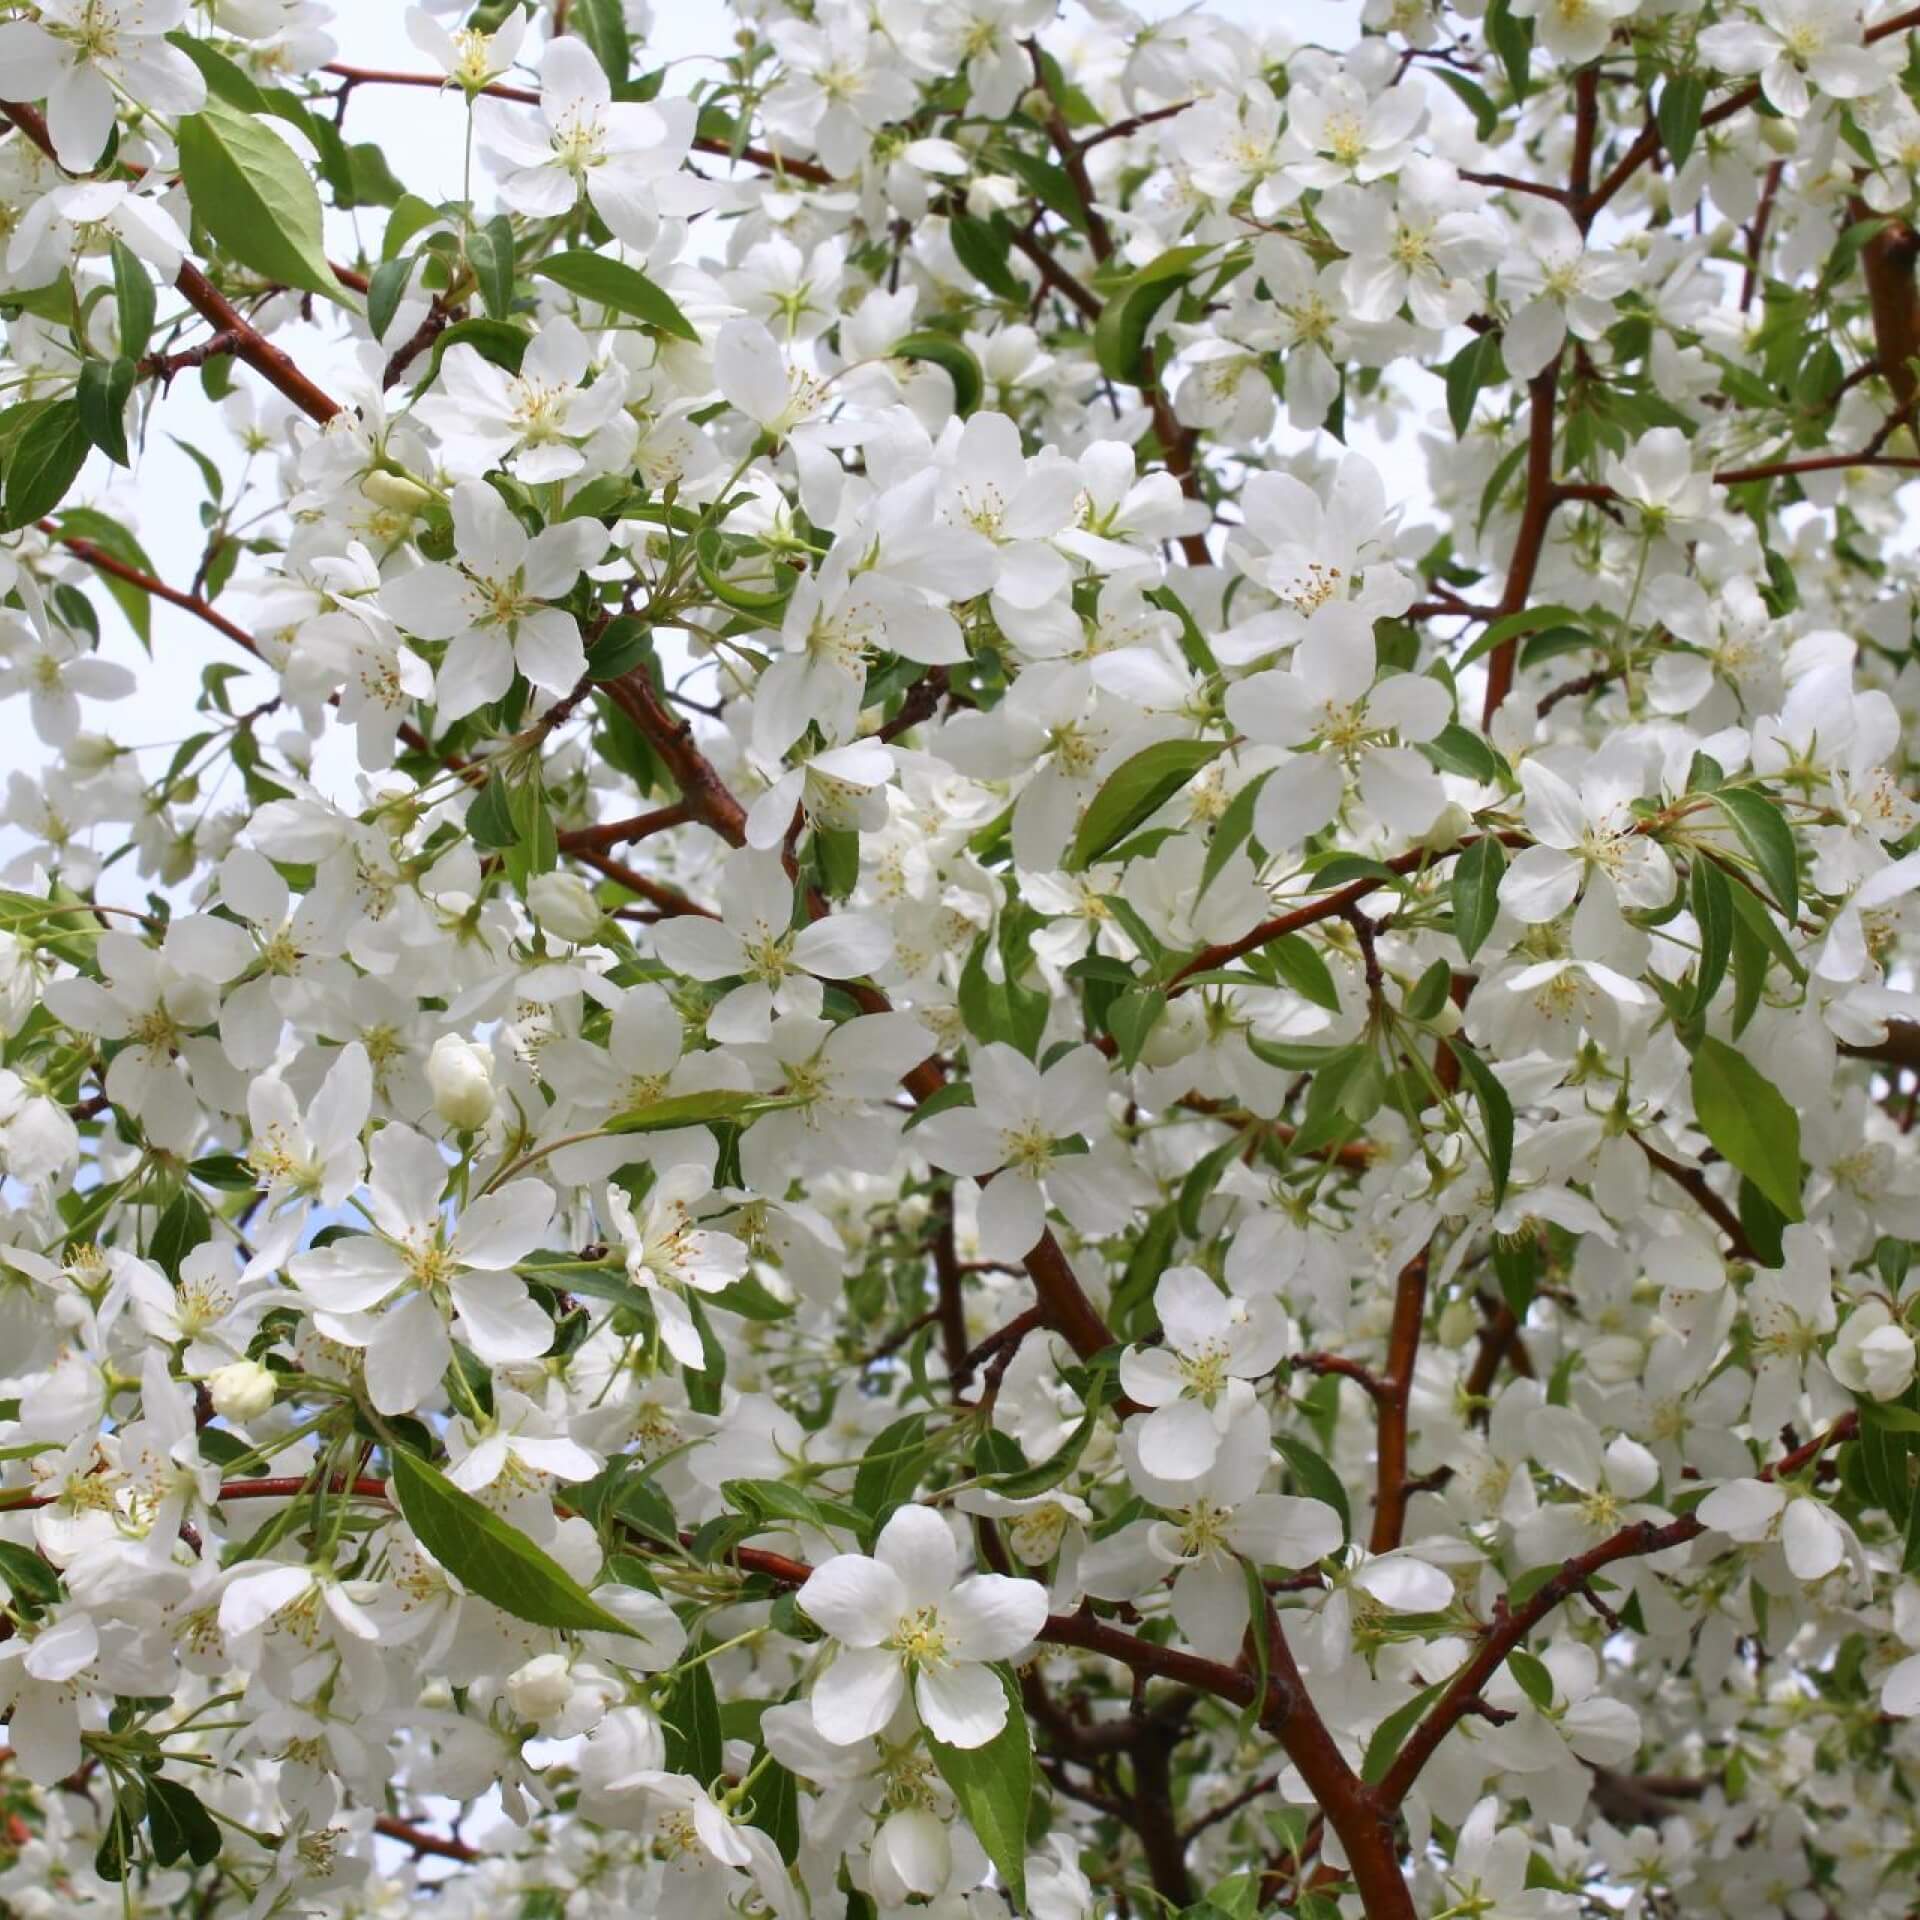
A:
<box><xmin>1361</xmin><ymin>1682</ymin><xmax>1443</xmax><ymax>1784</ymax></box>
<box><xmin>998</xmin><ymin>145</ymin><xmax>1089</xmax><ymax>234</ymax></box>
<box><xmin>57</xmin><ymin>506</ymin><xmax>153</xmax><ymax>648</ymax></box>
<box><xmin>145</xmin><ymin>1775</ymin><xmax>222</xmax><ymax>1868</ymax></box>
<box><xmin>951</xmin><ymin>214</ymin><xmax>1026</xmax><ymax>303</ymax></box>
<box><xmin>110</xmin><ymin>240</ymin><xmax>156</xmax><ymax>361</ymax></box>
<box><xmin>1724</xmin><ymin>872</ymin><xmax>1805</xmax><ymax>983</ymax></box>
<box><xmin>0</xmin><ymin>1540</ymin><xmax>61</xmax><ymax>1608</ymax></box>
<box><xmin>388</xmin><ymin>1448</ymin><xmax>638</xmax><ymax>1635</ymax></box>
<box><xmin>1433</xmin><ymin>68</ymin><xmax>1500</xmax><ymax>140</ymax></box>
<box><xmin>1446</xmin><ymin>1036</ymin><xmax>1513</xmax><ymax>1208</ymax></box>
<box><xmin>925</xmin><ymin>1669</ymin><xmax>1032</xmax><ymax>1911</ymax></box>
<box><xmin>1738</xmin><ymin>1173</ymin><xmax>1789</xmax><ymax>1268</ymax></box>
<box><xmin>77</xmin><ymin>357</ymin><xmax>135</xmax><ymax>467</ymax></box>
<box><xmin>1144</xmin><ymin>584</ymin><xmax>1218</xmax><ymax>676</ymax></box>
<box><xmin>382</xmin><ymin>193</ymin><xmax>442</xmax><ymax>262</ymax></box>
<box><xmin>1272</xmin><ymin>1432</ymin><xmax>1350</xmax><ymax>1547</ymax></box>
<box><xmin>1690</xmin><ymin>1035</ymin><xmax>1804</xmax><ymax>1223</ymax></box>
<box><xmin>572</xmin><ymin>0</ymin><xmax>632</xmax><ymax>90</ymax></box>
<box><xmin>367</xmin><ymin>256</ymin><xmax>411</xmax><ymax>343</ymax></box>
<box><xmin>604</xmin><ymin>1089</ymin><xmax>766</xmax><ymax>1134</ymax></box>
<box><xmin>469</xmin><ymin>214</ymin><xmax>516</xmax><ymax>319</ymax></box>
<box><xmin>177</xmin><ymin>98</ymin><xmax>343</xmax><ymax>305</ymax></box>
<box><xmin>189</xmin><ymin>1152</ymin><xmax>259</xmax><ymax>1191</ymax></box>
<box><xmin>1067</xmin><ymin>738</ymin><xmax>1224</xmax><ymax>871</ymax></box>
<box><xmin>1451</xmin><ymin>836</ymin><xmax>1505</xmax><ymax>961</ymax></box>
<box><xmin>891</xmin><ymin>331</ymin><xmax>984</xmax><ymax>415</ymax></box>
<box><xmin>663</xmin><ymin>1648</ymin><xmax>724</xmax><ymax>1780</ymax></box>
<box><xmin>987</xmin><ymin>1397</ymin><xmax>1102</xmax><ymax>1500</ymax></box>
<box><xmin>1265</xmin><ymin>933</ymin><xmax>1340</xmax><ymax>1012</ymax></box>
<box><xmin>746</xmin><ymin>1751</ymin><xmax>801</xmax><ymax>1863</ymax></box>
<box><xmin>1092</xmin><ymin>246</ymin><xmax>1212</xmax><ymax>384</ymax></box>
<box><xmin>1106</xmin><ymin>983</ymin><xmax>1167</xmax><ymax>1070</ymax></box>
<box><xmin>1445</xmin><ymin>331</ymin><xmax>1507</xmax><ymax>437</ymax></box>
<box><xmin>421</xmin><ymin>316</ymin><xmax>530</xmax><ymax>389</ymax></box>
<box><xmin>1422</xmin><ymin>721</ymin><xmax>1500</xmax><ymax>784</ymax></box>
<box><xmin>1658</xmin><ymin>72</ymin><xmax>1707</xmax><ymax>169</ymax></box>
<box><xmin>1507</xmin><ymin>1648</ymin><xmax>1555</xmax><ymax>1710</ymax></box>
<box><xmin>1197</xmin><ymin>771</ymin><xmax>1270</xmax><ymax>903</ymax></box>
<box><xmin>1689</xmin><ymin>856</ymin><xmax>1732</xmax><ymax>1019</ymax></box>
<box><xmin>533</xmin><ymin>251</ymin><xmax>696</xmax><ymax>339</ymax></box>
<box><xmin>1484</xmin><ymin>0</ymin><xmax>1534</xmax><ymax>99</ymax></box>
<box><xmin>722</xmin><ymin>1478</ymin><xmax>857</xmax><ymax>1533</ymax></box>
<box><xmin>851</xmin><ymin>1415</ymin><xmax>930</xmax><ymax>1524</ymax></box>
<box><xmin>1404</xmin><ymin>957</ymin><xmax>1453</xmax><ymax>1022</ymax></box>
<box><xmin>151</xmin><ymin>1190</ymin><xmax>212</xmax><ymax>1282</ymax></box>
<box><xmin>1456</xmin><ymin>603</ymin><xmax>1579</xmax><ymax>671</ymax></box>
<box><xmin>466</xmin><ymin>773</ymin><xmax>517</xmax><ymax>851</ymax></box>
<box><xmin>2</xmin><ymin>399</ymin><xmax>88</xmax><ymax>533</ymax></box>
<box><xmin>1715</xmin><ymin>788</ymin><xmax>1799</xmax><ymax>924</ymax></box>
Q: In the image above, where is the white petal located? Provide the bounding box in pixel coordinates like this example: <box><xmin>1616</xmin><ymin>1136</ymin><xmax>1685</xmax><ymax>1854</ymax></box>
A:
<box><xmin>915</xmin><ymin>1659</ymin><xmax>1008</xmax><ymax>1748</ymax></box>
<box><xmin>941</xmin><ymin>1574</ymin><xmax>1048</xmax><ymax>1662</ymax></box>
<box><xmin>799</xmin><ymin>1553</ymin><xmax>908</xmax><ymax>1648</ymax></box>
<box><xmin>812</xmin><ymin>1645</ymin><xmax>907</xmax><ymax>1744</ymax></box>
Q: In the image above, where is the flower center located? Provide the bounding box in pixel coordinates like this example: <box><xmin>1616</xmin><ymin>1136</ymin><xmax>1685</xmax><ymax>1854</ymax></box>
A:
<box><xmin>887</xmin><ymin>1605</ymin><xmax>950</xmax><ymax>1663</ymax></box>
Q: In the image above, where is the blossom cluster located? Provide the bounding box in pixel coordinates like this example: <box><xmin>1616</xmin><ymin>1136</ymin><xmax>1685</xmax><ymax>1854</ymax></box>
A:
<box><xmin>1</xmin><ymin>1</ymin><xmax>1919</xmax><ymax>1919</ymax></box>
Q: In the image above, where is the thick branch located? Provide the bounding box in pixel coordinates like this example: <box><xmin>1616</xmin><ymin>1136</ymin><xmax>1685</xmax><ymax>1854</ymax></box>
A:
<box><xmin>1375</xmin><ymin>1413</ymin><xmax>1859</xmax><ymax>1808</ymax></box>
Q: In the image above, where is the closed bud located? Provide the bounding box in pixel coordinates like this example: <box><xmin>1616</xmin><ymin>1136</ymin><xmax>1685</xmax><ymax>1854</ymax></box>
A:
<box><xmin>527</xmin><ymin>870</ymin><xmax>604</xmax><ymax>942</ymax></box>
<box><xmin>428</xmin><ymin>1033</ymin><xmax>496</xmax><ymax>1132</ymax></box>
<box><xmin>360</xmin><ymin>469</ymin><xmax>434</xmax><ymax>512</ymax></box>
<box><xmin>66</xmin><ymin>731</ymin><xmax>122</xmax><ymax>773</ymax></box>
<box><xmin>207</xmin><ymin>1358</ymin><xmax>278</xmax><ymax>1422</ymax></box>
<box><xmin>1421</xmin><ymin>803</ymin><xmax>1472</xmax><ymax>854</ymax></box>
<box><xmin>1137</xmin><ymin>995</ymin><xmax>1205</xmax><ymax>1069</ymax></box>
<box><xmin>871</xmin><ymin>1807</ymin><xmax>951</xmax><ymax>1905</ymax></box>
<box><xmin>507</xmin><ymin>1652</ymin><xmax>575</xmax><ymax>1724</ymax></box>
<box><xmin>1437</xmin><ymin>1298</ymin><xmax>1478</xmax><ymax>1349</ymax></box>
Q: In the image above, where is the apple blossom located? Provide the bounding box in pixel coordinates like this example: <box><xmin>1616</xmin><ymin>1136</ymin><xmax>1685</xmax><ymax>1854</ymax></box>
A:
<box><xmin>0</xmin><ymin>2</ymin><xmax>1917</xmax><ymax>1914</ymax></box>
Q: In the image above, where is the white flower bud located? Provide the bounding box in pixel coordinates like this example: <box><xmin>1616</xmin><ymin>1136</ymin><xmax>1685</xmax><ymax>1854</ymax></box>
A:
<box><xmin>1437</xmin><ymin>1297</ymin><xmax>1479</xmax><ymax>1349</ymax></box>
<box><xmin>964</xmin><ymin>173</ymin><xmax>1021</xmax><ymax>217</ymax></box>
<box><xmin>207</xmin><ymin>1358</ymin><xmax>278</xmax><ymax>1422</ymax></box>
<box><xmin>527</xmin><ymin>870</ymin><xmax>604</xmax><ymax>942</ymax></box>
<box><xmin>871</xmin><ymin>1807</ymin><xmax>951</xmax><ymax>1905</ymax></box>
<box><xmin>65</xmin><ymin>731</ymin><xmax>121</xmax><ymax>773</ymax></box>
<box><xmin>576</xmin><ymin>1706</ymin><xmax>666</xmax><ymax>1827</ymax></box>
<box><xmin>1422</xmin><ymin>803</ymin><xmax>1473</xmax><ymax>854</ymax></box>
<box><xmin>360</xmin><ymin>469</ymin><xmax>434</xmax><ymax>512</ymax></box>
<box><xmin>506</xmin><ymin>1652</ymin><xmax>575</xmax><ymax>1724</ymax></box>
<box><xmin>428</xmin><ymin>1033</ymin><xmax>496</xmax><ymax>1132</ymax></box>
<box><xmin>1136</xmin><ymin>995</ymin><xmax>1206</xmax><ymax>1069</ymax></box>
<box><xmin>1830</xmin><ymin>1302</ymin><xmax>1918</xmax><ymax>1401</ymax></box>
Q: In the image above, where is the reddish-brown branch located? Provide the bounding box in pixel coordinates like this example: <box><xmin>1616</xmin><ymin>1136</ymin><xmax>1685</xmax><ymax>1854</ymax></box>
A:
<box><xmin>1167</xmin><ymin>833</ymin><xmax>1526</xmax><ymax>990</ymax></box>
<box><xmin>2</xmin><ymin>101</ymin><xmax>344</xmax><ymax>424</ymax></box>
<box><xmin>1376</xmin><ymin>1413</ymin><xmax>1860</xmax><ymax>1808</ymax></box>
<box><xmin>1294</xmin><ymin>1353</ymin><xmax>1387</xmax><ymax>1399</ymax></box>
<box><xmin>375</xmin><ymin>1814</ymin><xmax>478</xmax><ymax>1862</ymax></box>
<box><xmin>931</xmin><ymin>1190</ymin><xmax>972</xmax><ymax>1384</ymax></box>
<box><xmin>50</xmin><ymin>529</ymin><xmax>447</xmax><ymax>766</ymax></box>
<box><xmin>1480</xmin><ymin>358</ymin><xmax>1563</xmax><ymax>725</ymax></box>
<box><xmin>1369</xmin><ymin>1247</ymin><xmax>1431</xmax><ymax>1555</ymax></box>
<box><xmin>174</xmin><ymin>263</ymin><xmax>342</xmax><ymax>423</ymax></box>
<box><xmin>318</xmin><ymin>65</ymin><xmax>834</xmax><ymax>183</ymax></box>
<box><xmin>1641</xmin><ymin>1143</ymin><xmax>1756</xmax><ymax>1262</ymax></box>
<box><xmin>556</xmin><ymin>803</ymin><xmax>693</xmax><ymax>854</ymax></box>
<box><xmin>572</xmin><ymin>846</ymin><xmax>713</xmax><ymax>917</ymax></box>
